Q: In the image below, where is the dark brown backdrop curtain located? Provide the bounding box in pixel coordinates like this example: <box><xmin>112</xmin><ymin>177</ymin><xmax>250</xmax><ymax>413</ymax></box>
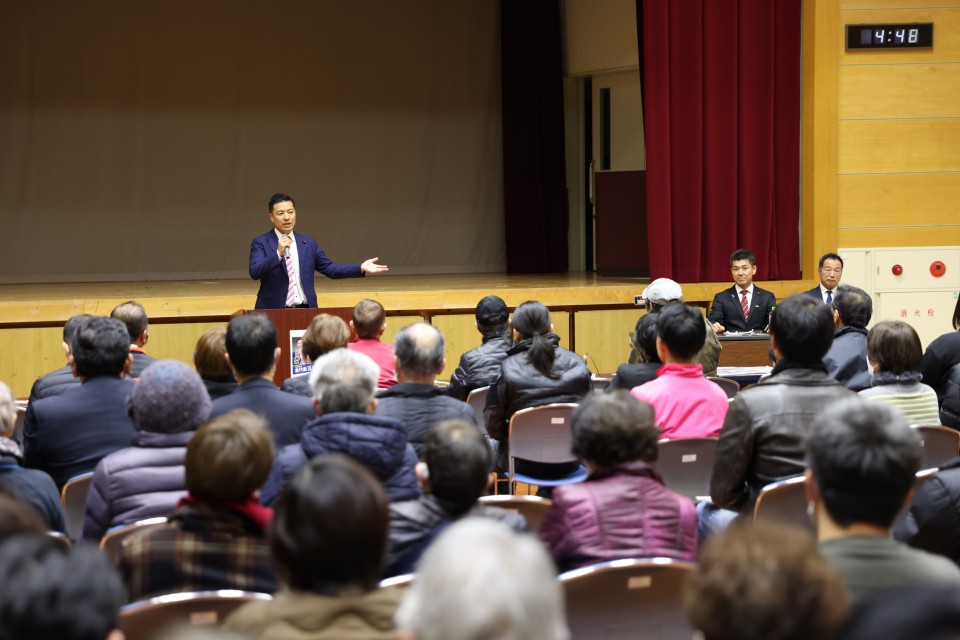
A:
<box><xmin>639</xmin><ymin>0</ymin><xmax>802</xmax><ymax>283</ymax></box>
<box><xmin>500</xmin><ymin>0</ymin><xmax>568</xmax><ymax>274</ymax></box>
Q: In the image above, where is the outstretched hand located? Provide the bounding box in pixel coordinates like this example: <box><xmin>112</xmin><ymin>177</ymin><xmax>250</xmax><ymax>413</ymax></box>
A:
<box><xmin>361</xmin><ymin>257</ymin><xmax>389</xmax><ymax>275</ymax></box>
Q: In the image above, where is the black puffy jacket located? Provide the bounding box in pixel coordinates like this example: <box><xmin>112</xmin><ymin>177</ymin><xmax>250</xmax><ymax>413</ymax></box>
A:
<box><xmin>446</xmin><ymin>334</ymin><xmax>512</xmax><ymax>401</ymax></box>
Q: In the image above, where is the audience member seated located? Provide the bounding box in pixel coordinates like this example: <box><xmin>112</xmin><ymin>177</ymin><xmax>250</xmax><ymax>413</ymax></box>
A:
<box><xmin>484</xmin><ymin>300</ymin><xmax>591</xmax><ymax>477</ymax></box>
<box><xmin>282</xmin><ymin>314</ymin><xmax>351</xmax><ymax>397</ymax></box>
<box><xmin>808</xmin><ymin>397</ymin><xmax>960</xmax><ymax>605</ymax></box>
<box><xmin>684</xmin><ymin>522</ymin><xmax>849</xmax><ymax>640</ymax></box>
<box><xmin>0</xmin><ymin>534</ymin><xmax>126</xmax><ymax>640</ymax></box>
<box><xmin>27</xmin><ymin>313</ymin><xmax>92</xmax><ymax>404</ymax></box>
<box><xmin>538</xmin><ymin>392</ymin><xmax>697</xmax><ymax>571</ymax></box>
<box><xmin>447</xmin><ymin>295</ymin><xmax>512</xmax><ymax>400</ymax></box>
<box><xmin>838</xmin><ymin>585</ymin><xmax>960</xmax><ymax>640</ymax></box>
<box><xmin>208</xmin><ymin>314</ymin><xmax>315</xmax><ymax>447</ymax></box>
<box><xmin>630</xmin><ymin>278</ymin><xmax>721</xmax><ymax>375</ymax></box>
<box><xmin>859</xmin><ymin>320</ymin><xmax>941</xmax><ymax>424</ymax></box>
<box><xmin>823</xmin><ymin>284</ymin><xmax>872</xmax><ymax>391</ymax></box>
<box><xmin>24</xmin><ymin>316</ymin><xmax>136</xmax><ymax>489</ymax></box>
<box><xmin>224</xmin><ymin>455</ymin><xmax>402</xmax><ymax>639</ymax></box>
<box><xmin>708</xmin><ymin>249</ymin><xmax>778</xmax><ymax>334</ymax></box>
<box><xmin>83</xmin><ymin>360</ymin><xmax>211</xmax><ymax>540</ymax></box>
<box><xmin>261</xmin><ymin>349</ymin><xmax>418</xmax><ymax>506</ymax></box>
<box><xmin>376</xmin><ymin>323</ymin><xmax>477</xmax><ymax>457</ymax></box>
<box><xmin>895</xmin><ymin>456</ymin><xmax>960</xmax><ymax>565</ymax></box>
<box><xmin>385</xmin><ymin>420</ymin><xmax>527</xmax><ymax>577</ymax></box>
<box><xmin>120</xmin><ymin>409</ymin><xmax>277</xmax><ymax>601</ymax></box>
<box><xmin>608</xmin><ymin>311</ymin><xmax>661</xmax><ymax>391</ymax></box>
<box><xmin>631</xmin><ymin>303</ymin><xmax>729</xmax><ymax>438</ymax></box>
<box><xmin>348</xmin><ymin>298</ymin><xmax>398</xmax><ymax>389</ymax></box>
<box><xmin>396</xmin><ymin>518</ymin><xmax>568</xmax><ymax>640</ymax></box>
<box><xmin>193</xmin><ymin>326</ymin><xmax>238</xmax><ymax>400</ymax></box>
<box><xmin>0</xmin><ymin>490</ymin><xmax>48</xmax><ymax>541</ymax></box>
<box><xmin>0</xmin><ymin>381</ymin><xmax>65</xmax><ymax>531</ymax></box>
<box><xmin>708</xmin><ymin>295</ymin><xmax>852</xmax><ymax>524</ymax></box>
<box><xmin>111</xmin><ymin>300</ymin><xmax>157</xmax><ymax>378</ymax></box>
<box><xmin>921</xmin><ymin>296</ymin><xmax>960</xmax><ymax>408</ymax></box>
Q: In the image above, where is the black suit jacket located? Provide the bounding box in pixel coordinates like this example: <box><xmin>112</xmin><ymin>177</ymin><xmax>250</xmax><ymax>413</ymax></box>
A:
<box><xmin>23</xmin><ymin>376</ymin><xmax>136</xmax><ymax>489</ymax></box>
<box><xmin>708</xmin><ymin>286</ymin><xmax>777</xmax><ymax>332</ymax></box>
<box><xmin>208</xmin><ymin>378</ymin><xmax>316</xmax><ymax>447</ymax></box>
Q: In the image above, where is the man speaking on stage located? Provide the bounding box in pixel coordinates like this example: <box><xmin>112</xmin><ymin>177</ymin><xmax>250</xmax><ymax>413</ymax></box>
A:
<box><xmin>249</xmin><ymin>193</ymin><xmax>388</xmax><ymax>309</ymax></box>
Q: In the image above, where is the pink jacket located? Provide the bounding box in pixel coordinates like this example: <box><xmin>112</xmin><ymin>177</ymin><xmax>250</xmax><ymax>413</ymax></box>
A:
<box><xmin>538</xmin><ymin>461</ymin><xmax>698</xmax><ymax>572</ymax></box>
<box><xmin>348</xmin><ymin>338</ymin><xmax>398</xmax><ymax>389</ymax></box>
<box><xmin>631</xmin><ymin>363</ymin><xmax>728</xmax><ymax>439</ymax></box>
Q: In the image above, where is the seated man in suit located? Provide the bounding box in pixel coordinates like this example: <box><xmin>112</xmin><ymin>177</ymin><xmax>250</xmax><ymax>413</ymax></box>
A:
<box><xmin>208</xmin><ymin>314</ymin><xmax>315</xmax><ymax>447</ymax></box>
<box><xmin>24</xmin><ymin>316</ymin><xmax>136</xmax><ymax>489</ymax></box>
<box><xmin>708</xmin><ymin>248</ymin><xmax>777</xmax><ymax>334</ymax></box>
<box><xmin>806</xmin><ymin>252</ymin><xmax>844</xmax><ymax>304</ymax></box>
<box><xmin>27</xmin><ymin>313</ymin><xmax>92</xmax><ymax>404</ymax></box>
<box><xmin>110</xmin><ymin>300</ymin><xmax>157</xmax><ymax>378</ymax></box>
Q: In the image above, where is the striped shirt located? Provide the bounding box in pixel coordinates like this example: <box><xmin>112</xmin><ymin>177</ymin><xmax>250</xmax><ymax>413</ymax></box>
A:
<box><xmin>859</xmin><ymin>381</ymin><xmax>942</xmax><ymax>425</ymax></box>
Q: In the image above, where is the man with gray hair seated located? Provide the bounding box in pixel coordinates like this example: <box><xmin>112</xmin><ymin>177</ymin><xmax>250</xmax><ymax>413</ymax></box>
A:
<box><xmin>395</xmin><ymin>518</ymin><xmax>569</xmax><ymax>640</ymax></box>
<box><xmin>376</xmin><ymin>323</ymin><xmax>477</xmax><ymax>457</ymax></box>
<box><xmin>823</xmin><ymin>284</ymin><xmax>873</xmax><ymax>391</ymax></box>
<box><xmin>259</xmin><ymin>348</ymin><xmax>419</xmax><ymax>506</ymax></box>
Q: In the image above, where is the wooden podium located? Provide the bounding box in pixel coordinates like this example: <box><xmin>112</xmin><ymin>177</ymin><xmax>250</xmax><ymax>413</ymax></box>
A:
<box><xmin>235</xmin><ymin>307</ymin><xmax>352</xmax><ymax>387</ymax></box>
<box><xmin>717</xmin><ymin>334</ymin><xmax>772</xmax><ymax>368</ymax></box>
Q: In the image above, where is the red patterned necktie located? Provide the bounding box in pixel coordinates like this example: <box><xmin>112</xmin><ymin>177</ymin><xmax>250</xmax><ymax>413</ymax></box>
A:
<box><xmin>741</xmin><ymin>289</ymin><xmax>749</xmax><ymax>319</ymax></box>
<box><xmin>284</xmin><ymin>237</ymin><xmax>297</xmax><ymax>306</ymax></box>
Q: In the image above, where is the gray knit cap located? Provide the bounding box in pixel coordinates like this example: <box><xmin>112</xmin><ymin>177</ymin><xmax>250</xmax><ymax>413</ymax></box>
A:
<box><xmin>129</xmin><ymin>360</ymin><xmax>212</xmax><ymax>433</ymax></box>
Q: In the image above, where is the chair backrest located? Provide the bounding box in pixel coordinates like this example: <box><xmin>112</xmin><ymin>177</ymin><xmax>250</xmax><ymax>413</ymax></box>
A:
<box><xmin>708</xmin><ymin>376</ymin><xmax>740</xmax><ymax>399</ymax></box>
<box><xmin>560</xmin><ymin>558</ymin><xmax>696</xmax><ymax>640</ymax></box>
<box><xmin>13</xmin><ymin>401</ymin><xmax>27</xmax><ymax>446</ymax></box>
<box><xmin>911</xmin><ymin>424</ymin><xmax>960</xmax><ymax>470</ymax></box>
<box><xmin>478</xmin><ymin>495</ymin><xmax>553</xmax><ymax>533</ymax></box>
<box><xmin>60</xmin><ymin>472</ymin><xmax>94</xmax><ymax>541</ymax></box>
<box><xmin>508</xmin><ymin>404</ymin><xmax>579</xmax><ymax>466</ymax></box>
<box><xmin>591</xmin><ymin>376</ymin><xmax>612</xmax><ymax>393</ymax></box>
<box><xmin>656</xmin><ymin>437</ymin><xmax>719</xmax><ymax>500</ymax></box>
<box><xmin>379</xmin><ymin>573</ymin><xmax>415</xmax><ymax>590</ymax></box>
<box><xmin>753</xmin><ymin>475</ymin><xmax>811</xmax><ymax>531</ymax></box>
<box><xmin>466</xmin><ymin>385</ymin><xmax>490</xmax><ymax>427</ymax></box>
<box><xmin>120</xmin><ymin>590</ymin><xmax>272</xmax><ymax>640</ymax></box>
<box><xmin>100</xmin><ymin>517</ymin><xmax>169</xmax><ymax>565</ymax></box>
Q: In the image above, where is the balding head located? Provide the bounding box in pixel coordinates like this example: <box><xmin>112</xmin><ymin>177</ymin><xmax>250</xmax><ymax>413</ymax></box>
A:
<box><xmin>394</xmin><ymin>322</ymin><xmax>445</xmax><ymax>382</ymax></box>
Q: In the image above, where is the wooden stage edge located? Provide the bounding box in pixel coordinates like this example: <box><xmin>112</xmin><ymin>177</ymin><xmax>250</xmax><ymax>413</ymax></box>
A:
<box><xmin>0</xmin><ymin>273</ymin><xmax>820</xmax><ymax>326</ymax></box>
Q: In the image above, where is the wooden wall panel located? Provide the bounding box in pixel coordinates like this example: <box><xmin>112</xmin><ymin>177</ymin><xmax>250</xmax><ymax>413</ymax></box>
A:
<box><xmin>838</xmin><ymin>119</ymin><xmax>960</xmax><ymax>174</ymax></box>
<box><xmin>839</xmin><ymin>64</ymin><xmax>960</xmax><ymax>120</ymax></box>
<box><xmin>838</xmin><ymin>174</ymin><xmax>960</xmax><ymax>227</ymax></box>
<box><xmin>838</xmin><ymin>227</ymin><xmax>960</xmax><ymax>248</ymax></box>
<box><xmin>574</xmin><ymin>309</ymin><xmax>644</xmax><ymax>375</ymax></box>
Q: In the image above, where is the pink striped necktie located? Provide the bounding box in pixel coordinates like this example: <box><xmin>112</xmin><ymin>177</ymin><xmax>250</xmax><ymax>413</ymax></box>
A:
<box><xmin>740</xmin><ymin>289</ymin><xmax>749</xmax><ymax>319</ymax></box>
<box><xmin>284</xmin><ymin>237</ymin><xmax>297</xmax><ymax>306</ymax></box>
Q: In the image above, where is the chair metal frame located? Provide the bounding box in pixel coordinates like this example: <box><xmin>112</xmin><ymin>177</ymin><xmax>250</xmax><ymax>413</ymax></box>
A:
<box><xmin>656</xmin><ymin>437</ymin><xmax>719</xmax><ymax>501</ymax></box>
<box><xmin>60</xmin><ymin>471</ymin><xmax>95</xmax><ymax>541</ymax></box>
<box><xmin>507</xmin><ymin>403</ymin><xmax>587</xmax><ymax>495</ymax></box>
<box><xmin>120</xmin><ymin>590</ymin><xmax>272</xmax><ymax>640</ymax></box>
<box><xmin>478</xmin><ymin>494</ymin><xmax>553</xmax><ymax>533</ymax></box>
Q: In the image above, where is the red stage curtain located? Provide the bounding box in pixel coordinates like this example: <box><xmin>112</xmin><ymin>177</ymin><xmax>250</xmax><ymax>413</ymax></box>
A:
<box><xmin>640</xmin><ymin>0</ymin><xmax>802</xmax><ymax>283</ymax></box>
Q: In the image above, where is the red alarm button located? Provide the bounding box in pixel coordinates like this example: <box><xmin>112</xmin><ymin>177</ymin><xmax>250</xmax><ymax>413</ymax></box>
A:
<box><xmin>892</xmin><ymin>264</ymin><xmax>903</xmax><ymax>276</ymax></box>
<box><xmin>931</xmin><ymin>261</ymin><xmax>947</xmax><ymax>277</ymax></box>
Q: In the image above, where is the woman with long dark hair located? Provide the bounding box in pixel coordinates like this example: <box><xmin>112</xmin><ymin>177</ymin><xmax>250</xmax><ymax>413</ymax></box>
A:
<box><xmin>484</xmin><ymin>300</ymin><xmax>591</xmax><ymax>478</ymax></box>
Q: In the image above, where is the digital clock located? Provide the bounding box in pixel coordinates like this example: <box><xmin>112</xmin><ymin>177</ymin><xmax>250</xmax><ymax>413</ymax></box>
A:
<box><xmin>846</xmin><ymin>23</ymin><xmax>933</xmax><ymax>50</ymax></box>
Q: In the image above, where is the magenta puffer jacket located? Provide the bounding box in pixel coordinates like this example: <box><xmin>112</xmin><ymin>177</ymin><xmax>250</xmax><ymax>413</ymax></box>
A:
<box><xmin>538</xmin><ymin>460</ymin><xmax>698</xmax><ymax>572</ymax></box>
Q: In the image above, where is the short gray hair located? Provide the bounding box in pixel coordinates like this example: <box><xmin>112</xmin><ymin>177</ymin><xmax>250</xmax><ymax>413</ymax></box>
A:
<box><xmin>308</xmin><ymin>348</ymin><xmax>379</xmax><ymax>414</ymax></box>
<box><xmin>396</xmin><ymin>518</ymin><xmax>569</xmax><ymax>640</ymax></box>
<box><xmin>393</xmin><ymin>322</ymin><xmax>445</xmax><ymax>377</ymax></box>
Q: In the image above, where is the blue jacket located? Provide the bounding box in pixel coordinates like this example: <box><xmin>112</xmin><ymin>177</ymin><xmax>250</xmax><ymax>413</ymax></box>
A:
<box><xmin>260</xmin><ymin>412</ymin><xmax>420</xmax><ymax>506</ymax></box>
<box><xmin>249</xmin><ymin>229</ymin><xmax>363</xmax><ymax>309</ymax></box>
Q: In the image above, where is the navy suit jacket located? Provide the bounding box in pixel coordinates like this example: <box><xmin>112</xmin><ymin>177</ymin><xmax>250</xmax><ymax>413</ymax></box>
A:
<box><xmin>708</xmin><ymin>285</ymin><xmax>777</xmax><ymax>332</ymax></box>
<box><xmin>249</xmin><ymin>229</ymin><xmax>364</xmax><ymax>309</ymax></box>
<box><xmin>208</xmin><ymin>378</ymin><xmax>316</xmax><ymax>448</ymax></box>
<box><xmin>805</xmin><ymin>286</ymin><xmax>834</xmax><ymax>303</ymax></box>
<box><xmin>23</xmin><ymin>376</ymin><xmax>136</xmax><ymax>489</ymax></box>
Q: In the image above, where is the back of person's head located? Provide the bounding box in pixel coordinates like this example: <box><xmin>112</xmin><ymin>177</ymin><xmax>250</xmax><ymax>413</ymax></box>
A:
<box><xmin>839</xmin><ymin>585</ymin><xmax>960</xmax><ymax>640</ymax></box>
<box><xmin>634</xmin><ymin>312</ymin><xmax>661</xmax><ymax>364</ymax></box>
<box><xmin>685</xmin><ymin>522</ymin><xmax>848</xmax><ymax>640</ymax></box>
<box><xmin>301</xmin><ymin>314</ymin><xmax>351</xmax><ymax>362</ymax></box>
<box><xmin>511</xmin><ymin>301</ymin><xmax>558</xmax><ymax>379</ymax></box>
<box><xmin>954</xmin><ymin>296</ymin><xmax>960</xmax><ymax>332</ymax></box>
<box><xmin>475</xmin><ymin>295</ymin><xmax>509</xmax><ymax>337</ymax></box>
<box><xmin>110</xmin><ymin>300</ymin><xmax>148</xmax><ymax>342</ymax></box>
<box><xmin>657</xmin><ymin>303</ymin><xmax>706</xmax><ymax>361</ymax></box>
<box><xmin>394</xmin><ymin>323</ymin><xmax>445</xmax><ymax>377</ymax></box>
<box><xmin>0</xmin><ymin>534</ymin><xmax>125</xmax><ymax>640</ymax></box>
<box><xmin>768</xmin><ymin>294</ymin><xmax>835</xmax><ymax>364</ymax></box>
<box><xmin>0</xmin><ymin>491</ymin><xmax>47</xmax><ymax>542</ymax></box>
<box><xmin>0</xmin><ymin>381</ymin><xmax>13</xmax><ymax>435</ymax></box>
<box><xmin>185</xmin><ymin>409</ymin><xmax>275</xmax><ymax>502</ymax></box>
<box><xmin>832</xmin><ymin>284</ymin><xmax>872</xmax><ymax>329</ymax></box>
<box><xmin>423</xmin><ymin>420</ymin><xmax>492</xmax><ymax>511</ymax></box>
<box><xmin>129</xmin><ymin>360</ymin><xmax>212</xmax><ymax>434</ymax></box>
<box><xmin>867</xmin><ymin>320</ymin><xmax>923</xmax><ymax>375</ymax></box>
<box><xmin>62</xmin><ymin>313</ymin><xmax>94</xmax><ymax>345</ymax></box>
<box><xmin>268</xmin><ymin>192</ymin><xmax>295</xmax><ymax>211</ymax></box>
<box><xmin>308</xmin><ymin>348</ymin><xmax>379</xmax><ymax>414</ymax></box>
<box><xmin>194</xmin><ymin>326</ymin><xmax>234</xmax><ymax>381</ymax></box>
<box><xmin>396</xmin><ymin>517</ymin><xmax>569</xmax><ymax>640</ymax></box>
<box><xmin>225</xmin><ymin>313</ymin><xmax>277</xmax><ymax>377</ymax></box>
<box><xmin>807</xmin><ymin>397</ymin><xmax>921</xmax><ymax>529</ymax></box>
<box><xmin>571</xmin><ymin>391</ymin><xmax>659</xmax><ymax>466</ymax></box>
<box><xmin>729</xmin><ymin>248</ymin><xmax>756</xmax><ymax>266</ymax></box>
<box><xmin>352</xmin><ymin>299</ymin><xmax>386</xmax><ymax>339</ymax></box>
<box><xmin>271</xmin><ymin>454</ymin><xmax>388</xmax><ymax>596</ymax></box>
<box><xmin>71</xmin><ymin>316</ymin><xmax>131</xmax><ymax>378</ymax></box>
